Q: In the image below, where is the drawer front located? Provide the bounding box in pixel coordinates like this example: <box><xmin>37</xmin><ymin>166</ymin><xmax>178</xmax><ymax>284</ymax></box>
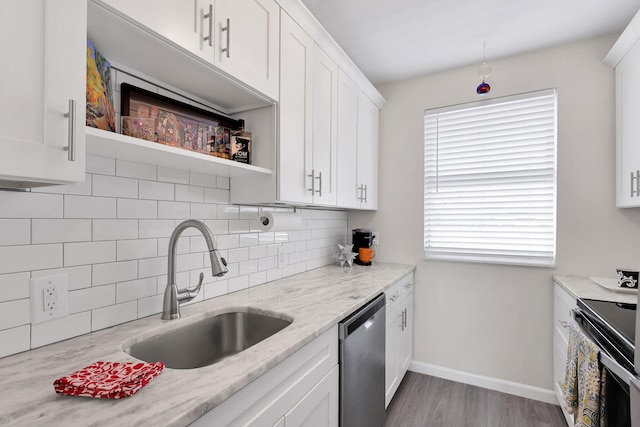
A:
<box><xmin>385</xmin><ymin>273</ymin><xmax>414</xmax><ymax>308</ymax></box>
<box><xmin>554</xmin><ymin>283</ymin><xmax>576</xmax><ymax>345</ymax></box>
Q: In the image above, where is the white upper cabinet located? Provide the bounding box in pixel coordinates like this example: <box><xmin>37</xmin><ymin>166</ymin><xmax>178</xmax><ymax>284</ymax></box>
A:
<box><xmin>278</xmin><ymin>11</ymin><xmax>314</xmax><ymax>204</ymax></box>
<box><xmin>605</xmin><ymin>9</ymin><xmax>640</xmax><ymax>208</ymax></box>
<box><xmin>101</xmin><ymin>0</ymin><xmax>279</xmax><ymax>101</ymax></box>
<box><xmin>337</xmin><ymin>71</ymin><xmax>379</xmax><ymax>210</ymax></box>
<box><xmin>213</xmin><ymin>0</ymin><xmax>280</xmax><ymax>101</ymax></box>
<box><xmin>0</xmin><ymin>0</ymin><xmax>86</xmax><ymax>188</ymax></box>
<box><xmin>278</xmin><ymin>12</ymin><xmax>338</xmax><ymax>206</ymax></box>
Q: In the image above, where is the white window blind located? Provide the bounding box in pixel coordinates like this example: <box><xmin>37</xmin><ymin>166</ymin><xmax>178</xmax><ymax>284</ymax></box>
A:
<box><xmin>423</xmin><ymin>89</ymin><xmax>557</xmax><ymax>267</ymax></box>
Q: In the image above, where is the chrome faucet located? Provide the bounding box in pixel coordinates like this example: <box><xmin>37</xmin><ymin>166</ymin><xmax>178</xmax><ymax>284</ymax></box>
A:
<box><xmin>162</xmin><ymin>220</ymin><xmax>228</xmax><ymax>320</ymax></box>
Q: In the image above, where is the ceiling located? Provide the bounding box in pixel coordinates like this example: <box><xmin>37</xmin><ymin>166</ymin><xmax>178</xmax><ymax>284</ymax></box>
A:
<box><xmin>300</xmin><ymin>0</ymin><xmax>640</xmax><ymax>85</ymax></box>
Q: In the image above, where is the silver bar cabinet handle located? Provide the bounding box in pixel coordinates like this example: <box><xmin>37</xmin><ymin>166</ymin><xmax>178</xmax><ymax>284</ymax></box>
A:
<box><xmin>307</xmin><ymin>169</ymin><xmax>315</xmax><ymax>193</ymax></box>
<box><xmin>316</xmin><ymin>171</ymin><xmax>322</xmax><ymax>196</ymax></box>
<box><xmin>363</xmin><ymin>184</ymin><xmax>368</xmax><ymax>203</ymax></box>
<box><xmin>63</xmin><ymin>99</ymin><xmax>75</xmax><ymax>161</ymax></box>
<box><xmin>203</xmin><ymin>4</ymin><xmax>213</xmax><ymax>46</ymax></box>
<box><xmin>221</xmin><ymin>18</ymin><xmax>230</xmax><ymax>58</ymax></box>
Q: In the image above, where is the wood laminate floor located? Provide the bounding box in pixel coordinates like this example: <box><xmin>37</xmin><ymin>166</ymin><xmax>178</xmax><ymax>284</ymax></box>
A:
<box><xmin>385</xmin><ymin>372</ymin><xmax>567</xmax><ymax>427</ymax></box>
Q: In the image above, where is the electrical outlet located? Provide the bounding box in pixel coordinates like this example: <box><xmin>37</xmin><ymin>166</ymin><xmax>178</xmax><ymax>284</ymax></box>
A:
<box><xmin>373</xmin><ymin>232</ymin><xmax>380</xmax><ymax>246</ymax></box>
<box><xmin>31</xmin><ymin>274</ymin><xmax>68</xmax><ymax>324</ymax></box>
<box><xmin>277</xmin><ymin>246</ymin><xmax>288</xmax><ymax>268</ymax></box>
<box><xmin>43</xmin><ymin>286</ymin><xmax>58</xmax><ymax>311</ymax></box>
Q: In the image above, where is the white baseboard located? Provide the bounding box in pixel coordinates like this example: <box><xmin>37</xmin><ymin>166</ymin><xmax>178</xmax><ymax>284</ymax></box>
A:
<box><xmin>409</xmin><ymin>360</ymin><xmax>560</xmax><ymax>406</ymax></box>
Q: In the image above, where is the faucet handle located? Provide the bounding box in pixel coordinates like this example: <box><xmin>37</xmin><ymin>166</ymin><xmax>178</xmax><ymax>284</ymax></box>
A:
<box><xmin>177</xmin><ymin>272</ymin><xmax>205</xmax><ymax>302</ymax></box>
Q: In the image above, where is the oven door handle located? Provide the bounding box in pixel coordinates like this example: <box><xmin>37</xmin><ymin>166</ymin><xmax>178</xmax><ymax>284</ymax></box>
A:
<box><xmin>571</xmin><ymin>308</ymin><xmax>637</xmax><ymax>386</ymax></box>
<box><xmin>600</xmin><ymin>351</ymin><xmax>635</xmax><ymax>386</ymax></box>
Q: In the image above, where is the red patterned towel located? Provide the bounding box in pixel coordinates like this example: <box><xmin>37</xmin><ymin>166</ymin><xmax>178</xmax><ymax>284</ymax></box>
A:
<box><xmin>53</xmin><ymin>361</ymin><xmax>164</xmax><ymax>399</ymax></box>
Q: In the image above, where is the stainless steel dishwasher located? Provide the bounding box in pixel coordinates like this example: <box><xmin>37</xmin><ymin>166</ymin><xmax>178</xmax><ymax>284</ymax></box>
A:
<box><xmin>339</xmin><ymin>293</ymin><xmax>386</xmax><ymax>427</ymax></box>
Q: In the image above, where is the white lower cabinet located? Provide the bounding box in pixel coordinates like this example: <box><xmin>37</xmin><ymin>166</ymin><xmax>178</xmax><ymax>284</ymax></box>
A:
<box><xmin>191</xmin><ymin>326</ymin><xmax>338</xmax><ymax>427</ymax></box>
<box><xmin>385</xmin><ymin>273</ymin><xmax>414</xmax><ymax>408</ymax></box>
<box><xmin>552</xmin><ymin>282</ymin><xmax>576</xmax><ymax>427</ymax></box>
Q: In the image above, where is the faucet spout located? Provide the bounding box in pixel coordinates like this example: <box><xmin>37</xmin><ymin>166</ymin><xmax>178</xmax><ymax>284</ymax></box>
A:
<box><xmin>162</xmin><ymin>220</ymin><xmax>228</xmax><ymax>320</ymax></box>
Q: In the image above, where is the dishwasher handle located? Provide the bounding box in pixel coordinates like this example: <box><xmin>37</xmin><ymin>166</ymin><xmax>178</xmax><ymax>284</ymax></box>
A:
<box><xmin>339</xmin><ymin>293</ymin><xmax>385</xmax><ymax>340</ymax></box>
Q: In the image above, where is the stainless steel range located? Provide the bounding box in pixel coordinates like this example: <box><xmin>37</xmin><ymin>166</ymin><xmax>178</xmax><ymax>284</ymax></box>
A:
<box><xmin>573</xmin><ymin>297</ymin><xmax>636</xmax><ymax>426</ymax></box>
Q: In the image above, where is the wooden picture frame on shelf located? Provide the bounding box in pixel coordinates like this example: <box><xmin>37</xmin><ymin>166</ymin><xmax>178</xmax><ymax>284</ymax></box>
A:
<box><xmin>120</xmin><ymin>83</ymin><xmax>238</xmax><ymax>155</ymax></box>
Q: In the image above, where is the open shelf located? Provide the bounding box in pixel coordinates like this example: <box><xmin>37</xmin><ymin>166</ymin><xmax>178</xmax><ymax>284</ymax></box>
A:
<box><xmin>86</xmin><ymin>127</ymin><xmax>272</xmax><ymax>178</ymax></box>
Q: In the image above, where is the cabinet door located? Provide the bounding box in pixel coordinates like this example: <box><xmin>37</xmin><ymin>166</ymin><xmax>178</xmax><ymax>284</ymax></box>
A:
<box><xmin>102</xmin><ymin>0</ymin><xmax>210</xmax><ymax>61</ymax></box>
<box><xmin>336</xmin><ymin>70</ymin><xmax>361</xmax><ymax>209</ymax></box>
<box><xmin>0</xmin><ymin>0</ymin><xmax>86</xmax><ymax>186</ymax></box>
<box><xmin>278</xmin><ymin>12</ymin><xmax>313</xmax><ymax>204</ymax></box>
<box><xmin>399</xmin><ymin>288</ymin><xmax>414</xmax><ymax>376</ymax></box>
<box><xmin>285</xmin><ymin>366</ymin><xmax>338</xmax><ymax>427</ymax></box>
<box><xmin>311</xmin><ymin>45</ymin><xmax>338</xmax><ymax>206</ymax></box>
<box><xmin>357</xmin><ymin>94</ymin><xmax>379</xmax><ymax>210</ymax></box>
<box><xmin>214</xmin><ymin>0</ymin><xmax>280</xmax><ymax>100</ymax></box>
<box><xmin>616</xmin><ymin>41</ymin><xmax>640</xmax><ymax>207</ymax></box>
<box><xmin>385</xmin><ymin>304</ymin><xmax>401</xmax><ymax>408</ymax></box>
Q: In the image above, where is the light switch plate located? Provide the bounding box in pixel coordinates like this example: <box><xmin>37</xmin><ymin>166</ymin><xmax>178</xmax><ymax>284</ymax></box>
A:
<box><xmin>30</xmin><ymin>274</ymin><xmax>69</xmax><ymax>324</ymax></box>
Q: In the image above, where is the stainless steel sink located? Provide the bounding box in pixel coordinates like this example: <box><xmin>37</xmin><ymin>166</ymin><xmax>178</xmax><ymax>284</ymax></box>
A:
<box><xmin>125</xmin><ymin>310</ymin><xmax>292</xmax><ymax>369</ymax></box>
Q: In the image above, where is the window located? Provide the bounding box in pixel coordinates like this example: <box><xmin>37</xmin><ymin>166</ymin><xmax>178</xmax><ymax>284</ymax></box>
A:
<box><xmin>423</xmin><ymin>89</ymin><xmax>557</xmax><ymax>267</ymax></box>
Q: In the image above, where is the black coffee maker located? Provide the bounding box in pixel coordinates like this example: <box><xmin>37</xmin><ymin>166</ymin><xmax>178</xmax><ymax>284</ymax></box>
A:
<box><xmin>352</xmin><ymin>228</ymin><xmax>374</xmax><ymax>266</ymax></box>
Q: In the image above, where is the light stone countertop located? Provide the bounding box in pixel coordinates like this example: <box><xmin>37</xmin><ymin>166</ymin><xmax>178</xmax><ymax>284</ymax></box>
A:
<box><xmin>553</xmin><ymin>275</ymin><xmax>638</xmax><ymax>304</ymax></box>
<box><xmin>0</xmin><ymin>262</ymin><xmax>415</xmax><ymax>427</ymax></box>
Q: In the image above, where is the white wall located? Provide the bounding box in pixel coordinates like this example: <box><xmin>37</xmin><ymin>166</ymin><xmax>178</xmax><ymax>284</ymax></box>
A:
<box><xmin>350</xmin><ymin>35</ymin><xmax>640</xmax><ymax>397</ymax></box>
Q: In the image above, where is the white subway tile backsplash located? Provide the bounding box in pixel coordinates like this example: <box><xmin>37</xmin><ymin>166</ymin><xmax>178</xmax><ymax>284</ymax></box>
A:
<box><xmin>249</xmin><ymin>245</ymin><xmax>267</xmax><ymax>260</ymax></box>
<box><xmin>217</xmin><ymin>176</ymin><xmax>230</xmax><ymax>190</ymax></box>
<box><xmin>139</xmin><ymin>257</ymin><xmax>167</xmax><ymax>278</ymax></box>
<box><xmin>137</xmin><ymin>294</ymin><xmax>163</xmax><ymax>318</ymax></box>
<box><xmin>32</xmin><ymin>219</ymin><xmax>92</xmax><ymax>244</ymax></box>
<box><xmin>229</xmin><ymin>220</ymin><xmax>251</xmax><ymax>234</ymax></box>
<box><xmin>228</xmin><ymin>276</ymin><xmax>248</xmax><ymax>293</ymax></box>
<box><xmin>0</xmin><ymin>192</ymin><xmax>63</xmax><ymax>219</ymax></box>
<box><xmin>0</xmin><ymin>244</ymin><xmax>62</xmax><ymax>275</ymax></box>
<box><xmin>116</xmin><ymin>159</ymin><xmax>157</xmax><ymax>181</ymax></box>
<box><xmin>64</xmin><ymin>241</ymin><xmax>116</xmax><ymax>267</ymax></box>
<box><xmin>65</xmin><ymin>195</ymin><xmax>116</xmax><ymax>219</ymax></box>
<box><xmin>139</xmin><ymin>220</ymin><xmax>174</xmax><ymax>239</ymax></box>
<box><xmin>139</xmin><ymin>180</ymin><xmax>174</xmax><ymax>201</ymax></box>
<box><xmin>31</xmin><ymin>312</ymin><xmax>91</xmax><ymax>349</ymax></box>
<box><xmin>157</xmin><ymin>166</ymin><xmax>189</xmax><ymax>184</ymax></box>
<box><xmin>239</xmin><ymin>260</ymin><xmax>258</xmax><ymax>276</ymax></box>
<box><xmin>0</xmin><ymin>219</ymin><xmax>30</xmax><ymax>246</ymax></box>
<box><xmin>33</xmin><ymin>174</ymin><xmax>92</xmax><ymax>196</ymax></box>
<box><xmin>204</xmin><ymin>188</ymin><xmax>229</xmax><ymax>204</ymax></box>
<box><xmin>175</xmin><ymin>253</ymin><xmax>204</xmax><ymax>272</ymax></box>
<box><xmin>190</xmin><ymin>203</ymin><xmax>217</xmax><ymax>219</ymax></box>
<box><xmin>0</xmin><ymin>150</ymin><xmax>346</xmax><ymax>359</ymax></box>
<box><xmin>204</xmin><ymin>279</ymin><xmax>228</xmax><ymax>300</ymax></box>
<box><xmin>117</xmin><ymin>199</ymin><xmax>157</xmax><ymax>219</ymax></box>
<box><xmin>0</xmin><ymin>299</ymin><xmax>30</xmax><ymax>330</ymax></box>
<box><xmin>93</xmin><ymin>219</ymin><xmax>138</xmax><ymax>241</ymax></box>
<box><xmin>0</xmin><ymin>273</ymin><xmax>29</xmax><ymax>302</ymax></box>
<box><xmin>69</xmin><ymin>285</ymin><xmax>116</xmax><ymax>314</ymax></box>
<box><xmin>93</xmin><ymin>175</ymin><xmax>139</xmax><ymax>199</ymax></box>
<box><xmin>190</xmin><ymin>172</ymin><xmax>218</xmax><ymax>188</ymax></box>
<box><xmin>92</xmin><ymin>260</ymin><xmax>138</xmax><ymax>286</ymax></box>
<box><xmin>176</xmin><ymin>185</ymin><xmax>204</xmax><ymax>203</ymax></box>
<box><xmin>229</xmin><ymin>247</ymin><xmax>249</xmax><ymax>263</ymax></box>
<box><xmin>158</xmin><ymin>201</ymin><xmax>190</xmax><ymax>219</ymax></box>
<box><xmin>32</xmin><ymin>266</ymin><xmax>92</xmax><ymax>291</ymax></box>
<box><xmin>86</xmin><ymin>155</ymin><xmax>116</xmax><ymax>175</ymax></box>
<box><xmin>92</xmin><ymin>301</ymin><xmax>137</xmax><ymax>331</ymax></box>
<box><xmin>0</xmin><ymin>325</ymin><xmax>30</xmax><ymax>358</ymax></box>
<box><xmin>117</xmin><ymin>239</ymin><xmax>157</xmax><ymax>261</ymax></box>
<box><xmin>116</xmin><ymin>277</ymin><xmax>157</xmax><ymax>304</ymax></box>
<box><xmin>249</xmin><ymin>271</ymin><xmax>267</xmax><ymax>287</ymax></box>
